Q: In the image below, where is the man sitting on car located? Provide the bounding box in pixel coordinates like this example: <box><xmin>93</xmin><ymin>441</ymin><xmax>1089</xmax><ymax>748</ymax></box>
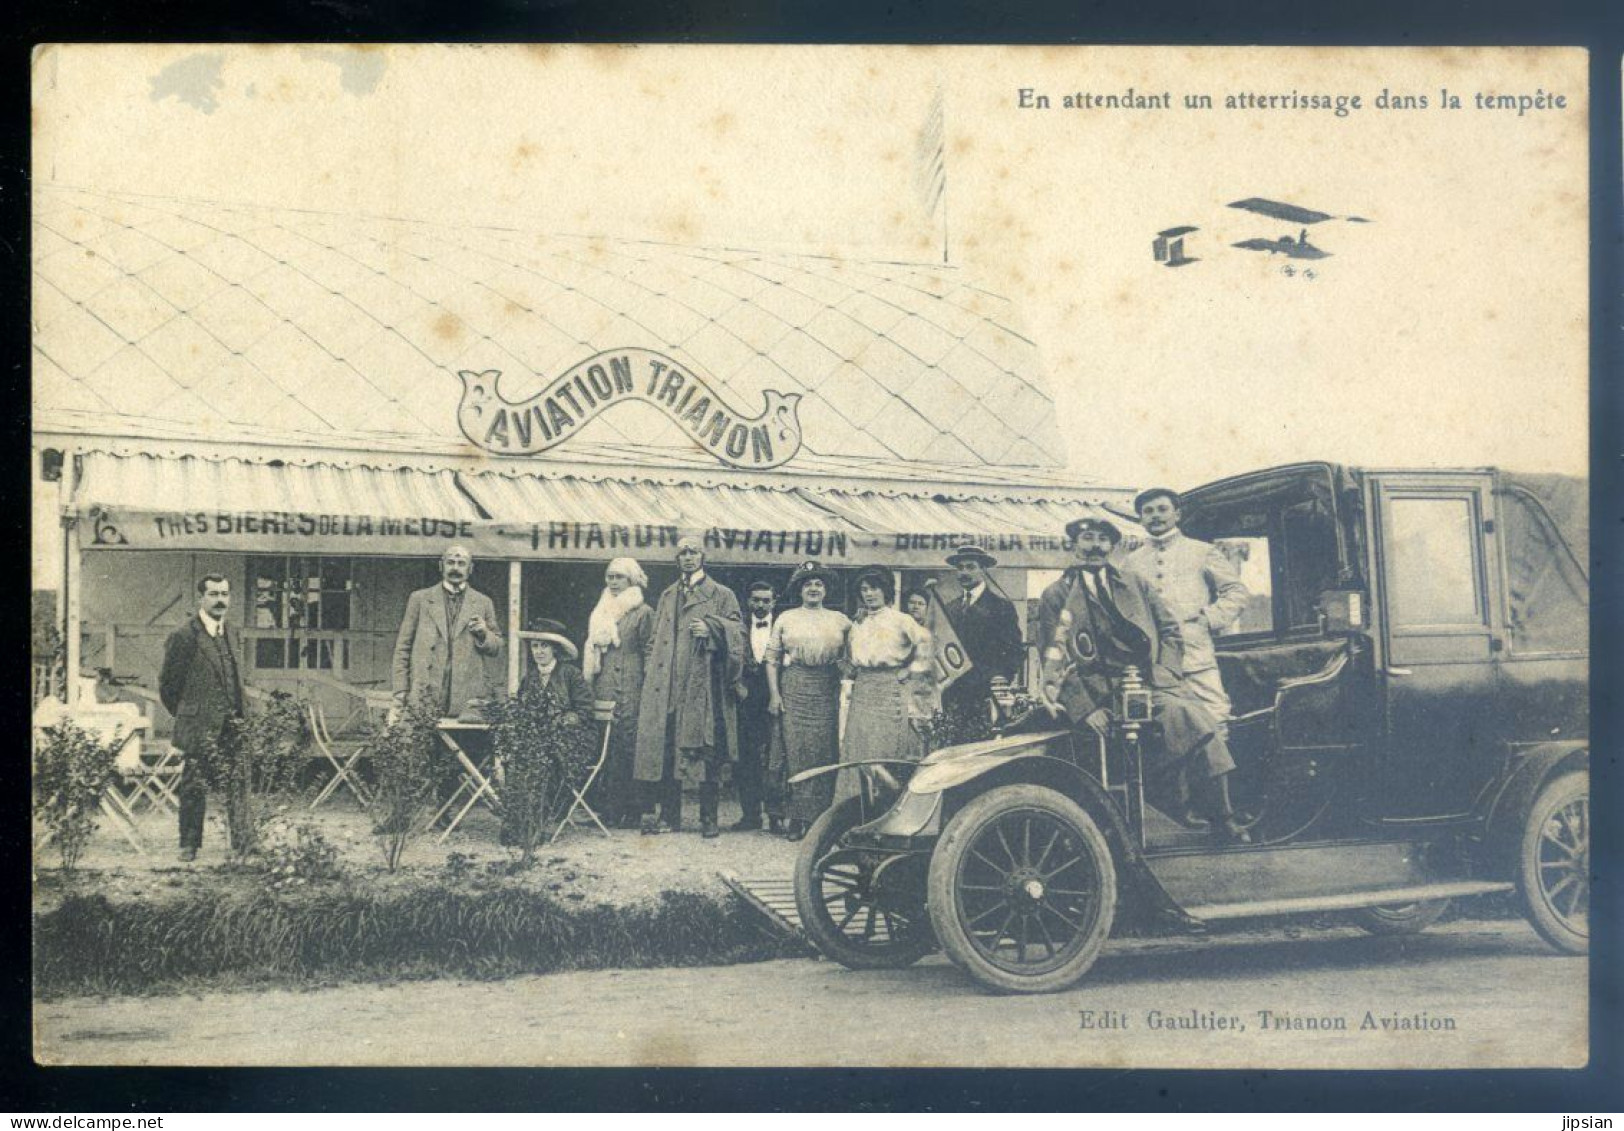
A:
<box><xmin>1037</xmin><ymin>517</ymin><xmax>1250</xmax><ymax>844</ymax></box>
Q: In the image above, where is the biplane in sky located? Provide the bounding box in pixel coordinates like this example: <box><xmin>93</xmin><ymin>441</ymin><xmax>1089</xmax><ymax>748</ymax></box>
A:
<box><xmin>1227</xmin><ymin>196</ymin><xmax>1372</xmax><ymax>260</ymax></box>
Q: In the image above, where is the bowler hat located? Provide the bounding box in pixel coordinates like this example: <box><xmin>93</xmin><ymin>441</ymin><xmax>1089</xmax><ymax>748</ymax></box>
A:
<box><xmin>945</xmin><ymin>543</ymin><xmax>998</xmax><ymax>569</ymax></box>
<box><xmin>520</xmin><ymin>616</ymin><xmax>579</xmax><ymax>660</ymax></box>
<box><xmin>1065</xmin><ymin>516</ymin><xmax>1123</xmax><ymax>545</ymax></box>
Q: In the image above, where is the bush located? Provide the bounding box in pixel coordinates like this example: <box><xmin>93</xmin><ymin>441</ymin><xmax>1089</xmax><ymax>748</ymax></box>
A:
<box><xmin>367</xmin><ymin>694</ymin><xmax>442</xmax><ymax>872</ymax></box>
<box><xmin>258</xmin><ymin>817</ymin><xmax>346</xmax><ymax>891</ymax></box>
<box><xmin>488</xmin><ymin>685</ymin><xmax>598</xmax><ymax>866</ymax></box>
<box><xmin>33</xmin><ymin>886</ymin><xmax>801</xmax><ymax>996</ymax></box>
<box><xmin>201</xmin><ymin>692</ymin><xmax>307</xmax><ymax>859</ymax></box>
<box><xmin>32</xmin><ymin>719</ymin><xmax>122</xmax><ymax>873</ymax></box>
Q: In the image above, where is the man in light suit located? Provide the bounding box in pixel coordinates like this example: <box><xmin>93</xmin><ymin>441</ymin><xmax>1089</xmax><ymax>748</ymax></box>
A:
<box><xmin>391</xmin><ymin>544</ymin><xmax>504</xmax><ymax>720</ymax></box>
<box><xmin>1123</xmin><ymin>488</ymin><xmax>1248</xmax><ymax>723</ymax></box>
<box><xmin>159</xmin><ymin>573</ymin><xmax>246</xmax><ymax>861</ymax></box>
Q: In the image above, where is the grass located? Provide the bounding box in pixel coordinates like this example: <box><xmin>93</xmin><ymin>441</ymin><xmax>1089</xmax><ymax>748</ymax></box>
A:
<box><xmin>34</xmin><ymin>884</ymin><xmax>804</xmax><ymax>998</ymax></box>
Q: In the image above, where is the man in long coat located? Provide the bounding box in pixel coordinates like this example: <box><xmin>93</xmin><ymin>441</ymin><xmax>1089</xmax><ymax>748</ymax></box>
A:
<box><xmin>159</xmin><ymin>573</ymin><xmax>246</xmax><ymax>861</ymax></box>
<box><xmin>1123</xmin><ymin>487</ymin><xmax>1249</xmax><ymax>723</ymax></box>
<box><xmin>392</xmin><ymin>544</ymin><xmax>504</xmax><ymax>806</ymax></box>
<box><xmin>1038</xmin><ymin>518</ymin><xmax>1249</xmax><ymax>843</ymax></box>
<box><xmin>391</xmin><ymin>544</ymin><xmax>504</xmax><ymax>718</ymax></box>
<box><xmin>634</xmin><ymin>536</ymin><xmax>744</xmax><ymax>837</ymax></box>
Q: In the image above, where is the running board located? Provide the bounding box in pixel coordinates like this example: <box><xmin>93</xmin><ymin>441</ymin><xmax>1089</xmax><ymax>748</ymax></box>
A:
<box><xmin>1184</xmin><ymin>881</ymin><xmax>1514</xmax><ymax>922</ymax></box>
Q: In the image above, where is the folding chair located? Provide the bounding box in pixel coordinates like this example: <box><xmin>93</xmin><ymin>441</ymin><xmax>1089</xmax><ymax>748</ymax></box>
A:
<box><xmin>549</xmin><ymin>699</ymin><xmax>615</xmax><ymax>843</ymax></box>
<box><xmin>307</xmin><ymin>700</ymin><xmax>374</xmax><ymax>810</ymax></box>
<box><xmin>122</xmin><ymin>741</ymin><xmax>183</xmax><ymax>815</ymax></box>
<box><xmin>32</xmin><ymin>697</ymin><xmax>150</xmax><ymax>856</ymax></box>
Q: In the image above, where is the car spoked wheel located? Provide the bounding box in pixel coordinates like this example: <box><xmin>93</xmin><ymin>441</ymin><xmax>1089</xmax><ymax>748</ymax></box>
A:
<box><xmin>929</xmin><ymin>784</ymin><xmax>1116</xmax><ymax>994</ymax></box>
<box><xmin>794</xmin><ymin>797</ymin><xmax>933</xmax><ymax>970</ymax></box>
<box><xmin>1518</xmin><ymin>772</ymin><xmax>1588</xmax><ymax>954</ymax></box>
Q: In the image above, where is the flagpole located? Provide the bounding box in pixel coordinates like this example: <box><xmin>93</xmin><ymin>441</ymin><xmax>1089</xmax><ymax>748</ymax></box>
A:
<box><xmin>940</xmin><ymin>93</ymin><xmax>950</xmax><ymax>265</ymax></box>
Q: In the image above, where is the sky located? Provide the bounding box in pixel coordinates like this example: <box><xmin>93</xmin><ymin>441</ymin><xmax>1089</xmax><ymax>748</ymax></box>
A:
<box><xmin>32</xmin><ymin>44</ymin><xmax>1590</xmax><ymax>489</ymax></box>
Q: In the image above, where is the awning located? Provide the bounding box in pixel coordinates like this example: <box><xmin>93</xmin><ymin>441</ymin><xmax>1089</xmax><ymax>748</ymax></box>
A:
<box><xmin>73</xmin><ymin>452</ymin><xmax>1123</xmax><ymax>569</ymax></box>
<box><xmin>75</xmin><ymin>452</ymin><xmax>482</xmax><ymax>554</ymax></box>
<box><xmin>460</xmin><ymin>469</ymin><xmax>842</xmax><ymax>531</ymax></box>
<box><xmin>457</xmin><ymin>467</ymin><xmax>1122</xmax><ymax>569</ymax></box>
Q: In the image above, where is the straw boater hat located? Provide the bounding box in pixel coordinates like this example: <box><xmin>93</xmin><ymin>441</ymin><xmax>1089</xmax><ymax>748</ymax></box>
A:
<box><xmin>945</xmin><ymin>543</ymin><xmax>998</xmax><ymax>569</ymax></box>
<box><xmin>1064</xmin><ymin>516</ymin><xmax>1123</xmax><ymax>545</ymax></box>
<box><xmin>785</xmin><ymin>560</ymin><xmax>835</xmax><ymax>597</ymax></box>
<box><xmin>520</xmin><ymin>616</ymin><xmax>579</xmax><ymax>661</ymax></box>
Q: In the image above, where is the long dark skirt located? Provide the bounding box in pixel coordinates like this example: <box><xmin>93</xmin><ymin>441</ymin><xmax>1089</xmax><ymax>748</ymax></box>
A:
<box><xmin>766</xmin><ymin>663</ymin><xmax>842</xmax><ymax>825</ymax></box>
<box><xmin>594</xmin><ymin>713</ymin><xmax>640</xmax><ymax>823</ymax></box>
<box><xmin>836</xmin><ymin>666</ymin><xmax>927</xmax><ymax>804</ymax></box>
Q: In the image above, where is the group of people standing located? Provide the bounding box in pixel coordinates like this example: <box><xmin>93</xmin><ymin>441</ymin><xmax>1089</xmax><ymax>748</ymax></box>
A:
<box><xmin>593</xmin><ymin>540</ymin><xmax>944</xmax><ymax>841</ymax></box>
<box><xmin>156</xmin><ymin>484</ymin><xmax>1252</xmax><ymax>857</ymax></box>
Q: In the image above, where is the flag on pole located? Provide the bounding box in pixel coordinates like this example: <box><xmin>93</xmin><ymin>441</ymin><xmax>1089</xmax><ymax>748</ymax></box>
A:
<box><xmin>913</xmin><ymin>86</ymin><xmax>948</xmax><ymax>263</ymax></box>
<box><xmin>923</xmin><ymin>582</ymin><xmax>971</xmax><ymax>691</ymax></box>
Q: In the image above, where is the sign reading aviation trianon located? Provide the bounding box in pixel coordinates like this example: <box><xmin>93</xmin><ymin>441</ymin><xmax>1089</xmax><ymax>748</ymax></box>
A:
<box><xmin>457</xmin><ymin>349</ymin><xmax>804</xmax><ymax>470</ymax></box>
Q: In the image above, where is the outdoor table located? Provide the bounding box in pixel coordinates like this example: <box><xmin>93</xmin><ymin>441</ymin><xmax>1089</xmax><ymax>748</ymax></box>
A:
<box><xmin>431</xmin><ymin>719</ymin><xmax>501</xmax><ymax>842</ymax></box>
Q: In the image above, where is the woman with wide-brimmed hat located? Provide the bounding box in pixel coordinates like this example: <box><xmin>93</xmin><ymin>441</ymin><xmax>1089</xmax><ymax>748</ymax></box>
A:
<box><xmin>581</xmin><ymin>558</ymin><xmax>655</xmax><ymax>827</ymax></box>
<box><xmin>764</xmin><ymin>561</ymin><xmax>851</xmax><ymax>840</ymax></box>
<box><xmin>839</xmin><ymin>566</ymin><xmax>938</xmax><ymax>798</ymax></box>
<box><xmin>518</xmin><ymin>615</ymin><xmax>594</xmax><ymax>724</ymax></box>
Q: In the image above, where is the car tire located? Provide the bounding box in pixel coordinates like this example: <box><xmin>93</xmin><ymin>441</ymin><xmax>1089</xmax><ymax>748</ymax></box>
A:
<box><xmin>793</xmin><ymin>797</ymin><xmax>934</xmax><ymax>970</ymax></box>
<box><xmin>1517</xmin><ymin>771</ymin><xmax>1589</xmax><ymax>955</ymax></box>
<box><xmin>1350</xmin><ymin>900</ymin><xmax>1451</xmax><ymax>936</ymax></box>
<box><xmin>928</xmin><ymin>784</ymin><xmax>1116</xmax><ymax>994</ymax></box>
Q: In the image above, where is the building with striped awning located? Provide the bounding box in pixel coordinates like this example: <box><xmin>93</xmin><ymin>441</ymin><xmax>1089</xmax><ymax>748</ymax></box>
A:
<box><xmin>33</xmin><ymin>187</ymin><xmax>1130</xmax><ymax>716</ymax></box>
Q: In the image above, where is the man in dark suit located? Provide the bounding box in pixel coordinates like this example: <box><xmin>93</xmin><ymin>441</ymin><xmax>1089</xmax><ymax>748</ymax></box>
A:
<box><xmin>940</xmin><ymin>544</ymin><xmax>1025</xmax><ymax>730</ymax></box>
<box><xmin>730</xmin><ymin>579</ymin><xmax>777</xmax><ymax>833</ymax></box>
<box><xmin>1037</xmin><ymin>518</ymin><xmax>1249</xmax><ymax>843</ymax></box>
<box><xmin>158</xmin><ymin>573</ymin><xmax>246</xmax><ymax>861</ymax></box>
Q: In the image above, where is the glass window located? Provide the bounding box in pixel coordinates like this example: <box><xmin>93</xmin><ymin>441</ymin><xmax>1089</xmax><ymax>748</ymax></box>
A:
<box><xmin>1386</xmin><ymin>497</ymin><xmax>1483</xmax><ymax>627</ymax></box>
<box><xmin>1215</xmin><ymin>537</ymin><xmax>1274</xmax><ymax>635</ymax></box>
<box><xmin>249</xmin><ymin>556</ymin><xmax>355</xmax><ymax>669</ymax></box>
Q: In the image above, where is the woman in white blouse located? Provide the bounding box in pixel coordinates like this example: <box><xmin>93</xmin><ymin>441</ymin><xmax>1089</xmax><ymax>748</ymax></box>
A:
<box><xmin>839</xmin><ymin>567</ymin><xmax>939</xmax><ymax>802</ymax></box>
<box><xmin>765</xmin><ymin>563</ymin><xmax>851</xmax><ymax>841</ymax></box>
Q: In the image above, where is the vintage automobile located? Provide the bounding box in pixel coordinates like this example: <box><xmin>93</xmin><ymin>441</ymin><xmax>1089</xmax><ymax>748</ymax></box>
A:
<box><xmin>792</xmin><ymin>463</ymin><xmax>1589</xmax><ymax>993</ymax></box>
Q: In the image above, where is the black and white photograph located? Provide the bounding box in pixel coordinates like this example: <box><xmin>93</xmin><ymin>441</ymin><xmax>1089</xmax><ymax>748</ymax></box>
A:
<box><xmin>28</xmin><ymin>43</ymin><xmax>1591</xmax><ymax>1070</ymax></box>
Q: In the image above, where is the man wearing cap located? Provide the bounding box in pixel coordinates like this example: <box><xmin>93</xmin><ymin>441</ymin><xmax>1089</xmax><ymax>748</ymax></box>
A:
<box><xmin>1038</xmin><ymin>517</ymin><xmax>1250</xmax><ymax>843</ymax></box>
<box><xmin>940</xmin><ymin>544</ymin><xmax>1025</xmax><ymax>731</ymax></box>
<box><xmin>633</xmin><ymin>536</ymin><xmax>745</xmax><ymax>838</ymax></box>
<box><xmin>1124</xmin><ymin>488</ymin><xmax>1248</xmax><ymax>724</ymax></box>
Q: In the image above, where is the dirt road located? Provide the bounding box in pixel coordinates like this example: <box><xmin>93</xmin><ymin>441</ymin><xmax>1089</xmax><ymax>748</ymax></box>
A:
<box><xmin>35</xmin><ymin>920</ymin><xmax>1585</xmax><ymax>1069</ymax></box>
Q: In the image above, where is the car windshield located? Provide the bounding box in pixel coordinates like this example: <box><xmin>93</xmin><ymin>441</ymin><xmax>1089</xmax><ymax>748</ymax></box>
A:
<box><xmin>1182</xmin><ymin>466</ymin><xmax>1349</xmax><ymax>640</ymax></box>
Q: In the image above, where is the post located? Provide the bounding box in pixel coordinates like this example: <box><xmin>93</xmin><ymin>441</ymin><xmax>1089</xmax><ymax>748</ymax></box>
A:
<box><xmin>506</xmin><ymin>559</ymin><xmax>522</xmax><ymax>696</ymax></box>
<box><xmin>61</xmin><ymin>449</ymin><xmax>81</xmax><ymax>707</ymax></box>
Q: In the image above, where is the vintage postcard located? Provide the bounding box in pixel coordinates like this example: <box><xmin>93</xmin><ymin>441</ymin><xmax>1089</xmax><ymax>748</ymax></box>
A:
<box><xmin>29</xmin><ymin>44</ymin><xmax>1589</xmax><ymax>1070</ymax></box>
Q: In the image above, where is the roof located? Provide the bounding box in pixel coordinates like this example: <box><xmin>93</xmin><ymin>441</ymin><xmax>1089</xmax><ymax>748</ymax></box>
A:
<box><xmin>33</xmin><ymin>186</ymin><xmax>1081</xmax><ymax>489</ymax></box>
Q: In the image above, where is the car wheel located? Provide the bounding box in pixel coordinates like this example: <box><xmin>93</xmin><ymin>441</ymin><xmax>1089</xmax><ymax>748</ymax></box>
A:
<box><xmin>927</xmin><ymin>784</ymin><xmax>1116</xmax><ymax>994</ymax></box>
<box><xmin>793</xmin><ymin>797</ymin><xmax>934</xmax><ymax>970</ymax></box>
<box><xmin>1351</xmin><ymin>900</ymin><xmax>1451</xmax><ymax>935</ymax></box>
<box><xmin>1517</xmin><ymin>771</ymin><xmax>1589</xmax><ymax>954</ymax></box>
